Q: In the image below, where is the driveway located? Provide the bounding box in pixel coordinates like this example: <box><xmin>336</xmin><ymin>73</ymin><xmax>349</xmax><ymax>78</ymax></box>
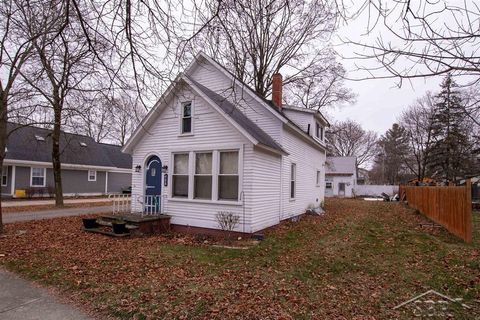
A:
<box><xmin>0</xmin><ymin>269</ymin><xmax>92</xmax><ymax>320</ymax></box>
<box><xmin>2</xmin><ymin>198</ymin><xmax>112</xmax><ymax>208</ymax></box>
<box><xmin>3</xmin><ymin>205</ymin><xmax>112</xmax><ymax>223</ymax></box>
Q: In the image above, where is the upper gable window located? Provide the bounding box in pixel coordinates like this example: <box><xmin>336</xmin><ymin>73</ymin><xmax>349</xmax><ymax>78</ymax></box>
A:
<box><xmin>181</xmin><ymin>102</ymin><xmax>192</xmax><ymax>134</ymax></box>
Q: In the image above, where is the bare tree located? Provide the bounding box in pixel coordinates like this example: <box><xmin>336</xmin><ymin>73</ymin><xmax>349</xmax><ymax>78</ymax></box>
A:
<box><xmin>108</xmin><ymin>93</ymin><xmax>145</xmax><ymax>146</ymax></box>
<box><xmin>190</xmin><ymin>0</ymin><xmax>352</xmax><ymax>105</ymax></box>
<box><xmin>326</xmin><ymin>119</ymin><xmax>378</xmax><ymax>168</ymax></box>
<box><xmin>343</xmin><ymin>0</ymin><xmax>480</xmax><ymax>81</ymax></box>
<box><xmin>285</xmin><ymin>54</ymin><xmax>356</xmax><ymax>109</ymax></box>
<box><xmin>67</xmin><ymin>91</ymin><xmax>113</xmax><ymax>143</ymax></box>
<box><xmin>0</xmin><ymin>0</ymin><xmax>42</xmax><ymax>232</ymax></box>
<box><xmin>399</xmin><ymin>93</ymin><xmax>436</xmax><ymax>181</ymax></box>
<box><xmin>20</xmin><ymin>0</ymin><xmax>107</xmax><ymax>206</ymax></box>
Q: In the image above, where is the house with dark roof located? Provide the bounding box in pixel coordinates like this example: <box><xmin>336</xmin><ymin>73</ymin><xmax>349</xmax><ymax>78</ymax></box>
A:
<box><xmin>122</xmin><ymin>52</ymin><xmax>329</xmax><ymax>233</ymax></box>
<box><xmin>1</xmin><ymin>123</ymin><xmax>132</xmax><ymax>197</ymax></box>
<box><xmin>325</xmin><ymin>156</ymin><xmax>358</xmax><ymax>197</ymax></box>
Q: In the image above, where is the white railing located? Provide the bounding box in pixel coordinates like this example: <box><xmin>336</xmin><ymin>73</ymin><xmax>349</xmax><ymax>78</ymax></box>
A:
<box><xmin>108</xmin><ymin>194</ymin><xmax>164</xmax><ymax>216</ymax></box>
<box><xmin>109</xmin><ymin>194</ymin><xmax>131</xmax><ymax>214</ymax></box>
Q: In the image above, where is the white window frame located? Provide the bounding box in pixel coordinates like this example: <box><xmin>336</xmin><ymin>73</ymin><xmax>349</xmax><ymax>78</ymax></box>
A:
<box><xmin>1</xmin><ymin>166</ymin><xmax>8</xmax><ymax>186</ymax></box>
<box><xmin>316</xmin><ymin>170</ymin><xmax>321</xmax><ymax>186</ymax></box>
<box><xmin>218</xmin><ymin>150</ymin><xmax>240</xmax><ymax>201</ymax></box>
<box><xmin>326</xmin><ymin>181</ymin><xmax>333</xmax><ymax>190</ymax></box>
<box><xmin>88</xmin><ymin>170</ymin><xmax>97</xmax><ymax>182</ymax></box>
<box><xmin>194</xmin><ymin>152</ymin><xmax>213</xmax><ymax>200</ymax></box>
<box><xmin>168</xmin><ymin>144</ymin><xmax>243</xmax><ymax>205</ymax></box>
<box><xmin>290</xmin><ymin>163</ymin><xmax>296</xmax><ymax>199</ymax></box>
<box><xmin>30</xmin><ymin>167</ymin><xmax>46</xmax><ymax>187</ymax></box>
<box><xmin>179</xmin><ymin>101</ymin><xmax>194</xmax><ymax>135</ymax></box>
<box><xmin>172</xmin><ymin>152</ymin><xmax>190</xmax><ymax>198</ymax></box>
<box><xmin>315</xmin><ymin>122</ymin><xmax>324</xmax><ymax>140</ymax></box>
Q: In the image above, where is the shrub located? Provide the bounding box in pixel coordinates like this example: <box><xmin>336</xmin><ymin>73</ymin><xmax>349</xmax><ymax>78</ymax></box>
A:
<box><xmin>216</xmin><ymin>211</ymin><xmax>240</xmax><ymax>243</ymax></box>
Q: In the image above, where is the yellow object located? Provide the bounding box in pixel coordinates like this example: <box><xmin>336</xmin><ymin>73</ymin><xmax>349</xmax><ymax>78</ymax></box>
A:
<box><xmin>15</xmin><ymin>189</ymin><xmax>26</xmax><ymax>198</ymax></box>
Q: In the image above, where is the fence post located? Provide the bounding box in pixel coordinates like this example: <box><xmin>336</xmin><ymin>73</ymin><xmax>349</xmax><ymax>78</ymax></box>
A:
<box><xmin>465</xmin><ymin>179</ymin><xmax>473</xmax><ymax>243</ymax></box>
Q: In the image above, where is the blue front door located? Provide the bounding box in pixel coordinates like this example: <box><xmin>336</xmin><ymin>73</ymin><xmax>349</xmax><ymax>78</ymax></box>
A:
<box><xmin>145</xmin><ymin>156</ymin><xmax>162</xmax><ymax>213</ymax></box>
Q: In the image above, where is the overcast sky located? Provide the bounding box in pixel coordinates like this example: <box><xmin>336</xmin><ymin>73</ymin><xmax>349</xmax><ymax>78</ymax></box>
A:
<box><xmin>326</xmin><ymin>0</ymin><xmax>463</xmax><ymax>135</ymax></box>
<box><xmin>327</xmin><ymin>67</ymin><xmax>441</xmax><ymax>135</ymax></box>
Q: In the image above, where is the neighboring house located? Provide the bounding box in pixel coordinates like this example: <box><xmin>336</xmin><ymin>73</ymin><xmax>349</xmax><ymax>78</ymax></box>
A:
<box><xmin>325</xmin><ymin>156</ymin><xmax>357</xmax><ymax>197</ymax></box>
<box><xmin>122</xmin><ymin>52</ymin><xmax>329</xmax><ymax>234</ymax></box>
<box><xmin>1</xmin><ymin>122</ymin><xmax>132</xmax><ymax>198</ymax></box>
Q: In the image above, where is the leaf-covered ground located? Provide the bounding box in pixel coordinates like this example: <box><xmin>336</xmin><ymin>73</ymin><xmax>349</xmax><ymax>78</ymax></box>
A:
<box><xmin>0</xmin><ymin>199</ymin><xmax>479</xmax><ymax>319</ymax></box>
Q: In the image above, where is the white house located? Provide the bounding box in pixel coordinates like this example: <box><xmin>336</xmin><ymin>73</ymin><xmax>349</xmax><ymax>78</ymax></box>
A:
<box><xmin>122</xmin><ymin>52</ymin><xmax>329</xmax><ymax>234</ymax></box>
<box><xmin>325</xmin><ymin>156</ymin><xmax>357</xmax><ymax>197</ymax></box>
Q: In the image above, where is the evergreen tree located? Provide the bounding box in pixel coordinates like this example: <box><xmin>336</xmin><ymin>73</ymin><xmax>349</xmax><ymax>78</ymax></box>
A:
<box><xmin>428</xmin><ymin>74</ymin><xmax>477</xmax><ymax>183</ymax></box>
<box><xmin>376</xmin><ymin>123</ymin><xmax>410</xmax><ymax>184</ymax></box>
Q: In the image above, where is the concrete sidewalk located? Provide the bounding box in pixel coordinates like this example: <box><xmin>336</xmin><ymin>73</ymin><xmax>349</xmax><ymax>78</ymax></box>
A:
<box><xmin>3</xmin><ymin>206</ymin><xmax>112</xmax><ymax>223</ymax></box>
<box><xmin>2</xmin><ymin>198</ymin><xmax>112</xmax><ymax>208</ymax></box>
<box><xmin>0</xmin><ymin>269</ymin><xmax>92</xmax><ymax>320</ymax></box>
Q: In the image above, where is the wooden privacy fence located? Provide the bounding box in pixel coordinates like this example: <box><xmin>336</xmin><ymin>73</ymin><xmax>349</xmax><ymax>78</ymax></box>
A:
<box><xmin>399</xmin><ymin>180</ymin><xmax>472</xmax><ymax>243</ymax></box>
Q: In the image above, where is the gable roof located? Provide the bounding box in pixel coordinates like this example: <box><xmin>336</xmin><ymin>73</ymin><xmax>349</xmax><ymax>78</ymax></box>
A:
<box><xmin>123</xmin><ymin>52</ymin><xmax>328</xmax><ymax>154</ymax></box>
<box><xmin>188</xmin><ymin>53</ymin><xmax>328</xmax><ymax>150</ymax></box>
<box><xmin>282</xmin><ymin>105</ymin><xmax>331</xmax><ymax>126</ymax></box>
<box><xmin>187</xmin><ymin>78</ymin><xmax>286</xmax><ymax>154</ymax></box>
<box><xmin>5</xmin><ymin>122</ymin><xmax>131</xmax><ymax>169</ymax></box>
<box><xmin>326</xmin><ymin>156</ymin><xmax>357</xmax><ymax>175</ymax></box>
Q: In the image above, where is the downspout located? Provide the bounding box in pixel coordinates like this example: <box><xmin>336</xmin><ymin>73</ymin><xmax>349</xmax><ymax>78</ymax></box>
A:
<box><xmin>240</xmin><ymin>190</ymin><xmax>245</xmax><ymax>233</ymax></box>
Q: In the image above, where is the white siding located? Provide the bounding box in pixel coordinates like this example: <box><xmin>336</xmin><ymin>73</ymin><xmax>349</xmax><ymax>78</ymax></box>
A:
<box><xmin>188</xmin><ymin>58</ymin><xmax>283</xmax><ymax>143</ymax></box>
<box><xmin>250</xmin><ymin>148</ymin><xmax>282</xmax><ymax>232</ymax></box>
<box><xmin>281</xmin><ymin>126</ymin><xmax>326</xmax><ymax>219</ymax></box>
<box><xmin>283</xmin><ymin>109</ymin><xmax>313</xmax><ymax>133</ymax></box>
<box><xmin>130</xmin><ymin>84</ymin><xmax>256</xmax><ymax>232</ymax></box>
<box><xmin>129</xmin><ymin>56</ymin><xmax>328</xmax><ymax>233</ymax></box>
<box><xmin>325</xmin><ymin>175</ymin><xmax>356</xmax><ymax>197</ymax></box>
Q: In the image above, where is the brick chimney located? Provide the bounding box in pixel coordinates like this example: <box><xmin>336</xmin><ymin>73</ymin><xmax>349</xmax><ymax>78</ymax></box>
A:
<box><xmin>272</xmin><ymin>73</ymin><xmax>283</xmax><ymax>109</ymax></box>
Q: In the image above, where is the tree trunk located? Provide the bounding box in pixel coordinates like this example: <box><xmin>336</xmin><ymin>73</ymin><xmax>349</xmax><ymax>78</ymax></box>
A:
<box><xmin>0</xmin><ymin>94</ymin><xmax>8</xmax><ymax>233</ymax></box>
<box><xmin>52</xmin><ymin>102</ymin><xmax>64</xmax><ymax>207</ymax></box>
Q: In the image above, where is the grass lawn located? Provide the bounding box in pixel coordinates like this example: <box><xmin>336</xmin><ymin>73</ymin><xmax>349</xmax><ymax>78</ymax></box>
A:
<box><xmin>0</xmin><ymin>199</ymin><xmax>479</xmax><ymax>319</ymax></box>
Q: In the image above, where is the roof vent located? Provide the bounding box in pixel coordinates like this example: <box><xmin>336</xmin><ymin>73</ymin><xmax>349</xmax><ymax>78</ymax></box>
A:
<box><xmin>79</xmin><ymin>142</ymin><xmax>87</xmax><ymax>147</ymax></box>
<box><xmin>35</xmin><ymin>135</ymin><xmax>45</xmax><ymax>141</ymax></box>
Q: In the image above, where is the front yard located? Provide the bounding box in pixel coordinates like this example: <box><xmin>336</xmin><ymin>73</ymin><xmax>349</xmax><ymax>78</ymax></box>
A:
<box><xmin>0</xmin><ymin>199</ymin><xmax>479</xmax><ymax>319</ymax></box>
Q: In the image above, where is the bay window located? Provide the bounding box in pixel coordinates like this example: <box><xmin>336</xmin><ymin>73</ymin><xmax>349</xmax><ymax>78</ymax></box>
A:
<box><xmin>218</xmin><ymin>151</ymin><xmax>239</xmax><ymax>200</ymax></box>
<box><xmin>194</xmin><ymin>152</ymin><xmax>212</xmax><ymax>199</ymax></box>
<box><xmin>173</xmin><ymin>153</ymin><xmax>189</xmax><ymax>197</ymax></box>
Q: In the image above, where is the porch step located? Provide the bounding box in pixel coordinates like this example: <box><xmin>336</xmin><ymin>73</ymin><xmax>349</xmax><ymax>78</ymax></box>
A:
<box><xmin>96</xmin><ymin>219</ymin><xmax>139</xmax><ymax>230</ymax></box>
<box><xmin>84</xmin><ymin>227</ymin><xmax>130</xmax><ymax>237</ymax></box>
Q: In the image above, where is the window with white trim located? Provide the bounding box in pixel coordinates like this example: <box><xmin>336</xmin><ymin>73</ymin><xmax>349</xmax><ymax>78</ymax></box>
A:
<box><xmin>316</xmin><ymin>170</ymin><xmax>321</xmax><ymax>186</ymax></box>
<box><xmin>88</xmin><ymin>170</ymin><xmax>97</xmax><ymax>181</ymax></box>
<box><xmin>31</xmin><ymin>167</ymin><xmax>46</xmax><ymax>187</ymax></box>
<box><xmin>290</xmin><ymin>163</ymin><xmax>296</xmax><ymax>199</ymax></box>
<box><xmin>173</xmin><ymin>153</ymin><xmax>189</xmax><ymax>197</ymax></box>
<box><xmin>1</xmin><ymin>166</ymin><xmax>8</xmax><ymax>186</ymax></box>
<box><xmin>218</xmin><ymin>151</ymin><xmax>239</xmax><ymax>200</ymax></box>
<box><xmin>181</xmin><ymin>102</ymin><xmax>192</xmax><ymax>134</ymax></box>
<box><xmin>326</xmin><ymin>182</ymin><xmax>332</xmax><ymax>189</ymax></box>
<box><xmin>194</xmin><ymin>152</ymin><xmax>212</xmax><ymax>199</ymax></box>
<box><xmin>315</xmin><ymin>122</ymin><xmax>324</xmax><ymax>140</ymax></box>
